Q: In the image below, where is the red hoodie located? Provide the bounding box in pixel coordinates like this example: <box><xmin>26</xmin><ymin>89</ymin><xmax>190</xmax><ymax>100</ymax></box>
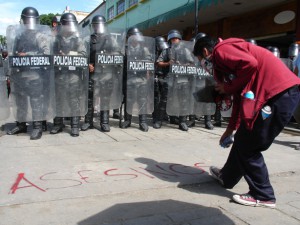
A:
<box><xmin>212</xmin><ymin>38</ymin><xmax>300</xmax><ymax>130</ymax></box>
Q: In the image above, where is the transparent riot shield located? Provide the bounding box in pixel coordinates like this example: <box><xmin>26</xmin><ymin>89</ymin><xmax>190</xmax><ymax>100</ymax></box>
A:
<box><xmin>166</xmin><ymin>40</ymin><xmax>196</xmax><ymax>117</ymax></box>
<box><xmin>0</xmin><ymin>58</ymin><xmax>10</xmax><ymax>121</ymax></box>
<box><xmin>52</xmin><ymin>24</ymin><xmax>90</xmax><ymax>117</ymax></box>
<box><xmin>6</xmin><ymin>24</ymin><xmax>55</xmax><ymax>123</ymax></box>
<box><xmin>280</xmin><ymin>58</ymin><xmax>294</xmax><ymax>71</ymax></box>
<box><xmin>126</xmin><ymin>35</ymin><xmax>155</xmax><ymax>115</ymax></box>
<box><xmin>192</xmin><ymin>66</ymin><xmax>216</xmax><ymax>116</ymax></box>
<box><xmin>93</xmin><ymin>27</ymin><xmax>125</xmax><ymax>111</ymax></box>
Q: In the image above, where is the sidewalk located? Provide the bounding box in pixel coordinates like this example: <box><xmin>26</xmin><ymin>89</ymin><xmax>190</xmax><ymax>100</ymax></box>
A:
<box><xmin>0</xmin><ymin>118</ymin><xmax>299</xmax><ymax>225</ymax></box>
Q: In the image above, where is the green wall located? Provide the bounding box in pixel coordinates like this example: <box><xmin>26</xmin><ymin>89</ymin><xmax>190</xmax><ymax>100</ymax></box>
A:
<box><xmin>106</xmin><ymin>0</ymin><xmax>192</xmax><ymax>29</ymax></box>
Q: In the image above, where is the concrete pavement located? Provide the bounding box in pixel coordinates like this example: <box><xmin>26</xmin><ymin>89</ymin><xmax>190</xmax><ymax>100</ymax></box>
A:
<box><xmin>0</xmin><ymin>117</ymin><xmax>299</xmax><ymax>225</ymax></box>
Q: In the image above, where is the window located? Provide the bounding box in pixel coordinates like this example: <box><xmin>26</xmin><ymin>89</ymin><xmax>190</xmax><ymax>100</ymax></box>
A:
<box><xmin>108</xmin><ymin>6</ymin><xmax>114</xmax><ymax>20</ymax></box>
<box><xmin>128</xmin><ymin>0</ymin><xmax>138</xmax><ymax>8</ymax></box>
<box><xmin>117</xmin><ymin>0</ymin><xmax>125</xmax><ymax>15</ymax></box>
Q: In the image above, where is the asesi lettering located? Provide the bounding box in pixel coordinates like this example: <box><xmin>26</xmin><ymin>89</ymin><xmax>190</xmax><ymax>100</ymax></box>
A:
<box><xmin>8</xmin><ymin>162</ymin><xmax>207</xmax><ymax>194</ymax></box>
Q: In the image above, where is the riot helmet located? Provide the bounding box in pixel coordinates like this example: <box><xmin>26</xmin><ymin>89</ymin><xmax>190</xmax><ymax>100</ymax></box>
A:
<box><xmin>190</xmin><ymin>32</ymin><xmax>206</xmax><ymax>44</ymax></box>
<box><xmin>52</xmin><ymin>15</ymin><xmax>61</xmax><ymax>27</ymax></box>
<box><xmin>266</xmin><ymin>46</ymin><xmax>280</xmax><ymax>58</ymax></box>
<box><xmin>60</xmin><ymin>13</ymin><xmax>78</xmax><ymax>33</ymax></box>
<box><xmin>127</xmin><ymin>27</ymin><xmax>142</xmax><ymax>38</ymax></box>
<box><xmin>155</xmin><ymin>36</ymin><xmax>168</xmax><ymax>52</ymax></box>
<box><xmin>288</xmin><ymin>43</ymin><xmax>299</xmax><ymax>59</ymax></box>
<box><xmin>91</xmin><ymin>15</ymin><xmax>106</xmax><ymax>34</ymax></box>
<box><xmin>126</xmin><ymin>27</ymin><xmax>143</xmax><ymax>42</ymax></box>
<box><xmin>195</xmin><ymin>32</ymin><xmax>207</xmax><ymax>41</ymax></box>
<box><xmin>20</xmin><ymin>7</ymin><xmax>40</xmax><ymax>30</ymax></box>
<box><xmin>246</xmin><ymin>38</ymin><xmax>257</xmax><ymax>45</ymax></box>
<box><xmin>167</xmin><ymin>29</ymin><xmax>182</xmax><ymax>42</ymax></box>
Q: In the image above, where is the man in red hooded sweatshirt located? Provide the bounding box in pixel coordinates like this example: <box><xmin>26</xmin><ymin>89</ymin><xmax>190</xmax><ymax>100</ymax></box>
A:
<box><xmin>193</xmin><ymin>36</ymin><xmax>300</xmax><ymax>208</ymax></box>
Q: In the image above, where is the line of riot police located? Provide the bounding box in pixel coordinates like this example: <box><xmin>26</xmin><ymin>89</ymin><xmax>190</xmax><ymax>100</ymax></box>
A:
<box><xmin>0</xmin><ymin>6</ymin><xmax>227</xmax><ymax>140</ymax></box>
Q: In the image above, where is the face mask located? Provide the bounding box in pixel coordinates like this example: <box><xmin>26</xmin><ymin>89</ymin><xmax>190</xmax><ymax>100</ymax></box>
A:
<box><xmin>200</xmin><ymin>55</ymin><xmax>213</xmax><ymax>75</ymax></box>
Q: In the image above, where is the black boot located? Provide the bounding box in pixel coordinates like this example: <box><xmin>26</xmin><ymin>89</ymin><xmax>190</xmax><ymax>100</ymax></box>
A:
<box><xmin>100</xmin><ymin>110</ymin><xmax>110</xmax><ymax>132</ymax></box>
<box><xmin>169</xmin><ymin>116</ymin><xmax>179</xmax><ymax>125</ymax></box>
<box><xmin>187</xmin><ymin>115</ymin><xmax>196</xmax><ymax>128</ymax></box>
<box><xmin>71</xmin><ymin>116</ymin><xmax>80</xmax><ymax>137</ymax></box>
<box><xmin>204</xmin><ymin>115</ymin><xmax>214</xmax><ymax>130</ymax></box>
<box><xmin>81</xmin><ymin>122</ymin><xmax>93</xmax><ymax>131</ymax></box>
<box><xmin>113</xmin><ymin>109</ymin><xmax>121</xmax><ymax>119</ymax></box>
<box><xmin>120</xmin><ymin>112</ymin><xmax>132</xmax><ymax>129</ymax></box>
<box><xmin>139</xmin><ymin>114</ymin><xmax>148</xmax><ymax>132</ymax></box>
<box><xmin>214</xmin><ymin>110</ymin><xmax>222</xmax><ymax>127</ymax></box>
<box><xmin>30</xmin><ymin>121</ymin><xmax>43</xmax><ymax>140</ymax></box>
<box><xmin>178</xmin><ymin>116</ymin><xmax>188</xmax><ymax>131</ymax></box>
<box><xmin>50</xmin><ymin>117</ymin><xmax>64</xmax><ymax>134</ymax></box>
<box><xmin>7</xmin><ymin>122</ymin><xmax>27</xmax><ymax>135</ymax></box>
<box><xmin>153</xmin><ymin>120</ymin><xmax>162</xmax><ymax>129</ymax></box>
<box><xmin>81</xmin><ymin>113</ymin><xmax>94</xmax><ymax>131</ymax></box>
<box><xmin>153</xmin><ymin>109</ymin><xmax>163</xmax><ymax>129</ymax></box>
<box><xmin>42</xmin><ymin>121</ymin><xmax>47</xmax><ymax>131</ymax></box>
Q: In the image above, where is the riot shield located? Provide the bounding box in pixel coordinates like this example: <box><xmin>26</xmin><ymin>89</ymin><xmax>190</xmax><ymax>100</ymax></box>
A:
<box><xmin>0</xmin><ymin>58</ymin><xmax>10</xmax><ymax>121</ymax></box>
<box><xmin>280</xmin><ymin>58</ymin><xmax>293</xmax><ymax>71</ymax></box>
<box><xmin>53</xmin><ymin>24</ymin><xmax>90</xmax><ymax>117</ymax></box>
<box><xmin>192</xmin><ymin>66</ymin><xmax>216</xmax><ymax>116</ymax></box>
<box><xmin>6</xmin><ymin>24</ymin><xmax>55</xmax><ymax>123</ymax></box>
<box><xmin>166</xmin><ymin>40</ymin><xmax>196</xmax><ymax>117</ymax></box>
<box><xmin>126</xmin><ymin>35</ymin><xmax>155</xmax><ymax>115</ymax></box>
<box><xmin>93</xmin><ymin>27</ymin><xmax>125</xmax><ymax>111</ymax></box>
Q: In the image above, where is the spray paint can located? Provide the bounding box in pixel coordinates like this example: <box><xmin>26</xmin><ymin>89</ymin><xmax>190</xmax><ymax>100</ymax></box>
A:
<box><xmin>220</xmin><ymin>135</ymin><xmax>234</xmax><ymax>148</ymax></box>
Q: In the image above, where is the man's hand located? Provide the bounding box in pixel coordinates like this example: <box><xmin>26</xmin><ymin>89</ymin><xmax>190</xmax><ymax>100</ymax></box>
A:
<box><xmin>89</xmin><ymin>64</ymin><xmax>94</xmax><ymax>73</ymax></box>
<box><xmin>18</xmin><ymin>52</ymin><xmax>26</xmax><ymax>56</ymax></box>
<box><xmin>220</xmin><ymin>127</ymin><xmax>234</xmax><ymax>145</ymax></box>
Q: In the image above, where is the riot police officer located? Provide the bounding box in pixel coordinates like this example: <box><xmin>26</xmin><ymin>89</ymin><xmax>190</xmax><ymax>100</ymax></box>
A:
<box><xmin>246</xmin><ymin>38</ymin><xmax>257</xmax><ymax>46</ymax></box>
<box><xmin>287</xmin><ymin>43</ymin><xmax>299</xmax><ymax>71</ymax></box>
<box><xmin>188</xmin><ymin>32</ymin><xmax>214</xmax><ymax>130</ymax></box>
<box><xmin>7</xmin><ymin>7</ymin><xmax>53</xmax><ymax>140</ymax></box>
<box><xmin>120</xmin><ymin>27</ymin><xmax>154</xmax><ymax>132</ymax></box>
<box><xmin>51</xmin><ymin>15</ymin><xmax>60</xmax><ymax>34</ymax></box>
<box><xmin>153</xmin><ymin>36</ymin><xmax>169</xmax><ymax>128</ymax></box>
<box><xmin>266</xmin><ymin>46</ymin><xmax>280</xmax><ymax>58</ymax></box>
<box><xmin>165</xmin><ymin>29</ymin><xmax>195</xmax><ymax>131</ymax></box>
<box><xmin>50</xmin><ymin>13</ymin><xmax>89</xmax><ymax>137</ymax></box>
<box><xmin>82</xmin><ymin>15</ymin><xmax>123</xmax><ymax>132</ymax></box>
<box><xmin>1</xmin><ymin>46</ymin><xmax>9</xmax><ymax>97</ymax></box>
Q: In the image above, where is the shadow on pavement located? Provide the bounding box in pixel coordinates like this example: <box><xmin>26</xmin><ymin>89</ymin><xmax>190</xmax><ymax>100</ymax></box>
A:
<box><xmin>77</xmin><ymin>199</ymin><xmax>235</xmax><ymax>225</ymax></box>
<box><xmin>273</xmin><ymin>139</ymin><xmax>300</xmax><ymax>150</ymax></box>
<box><xmin>135</xmin><ymin>157</ymin><xmax>235</xmax><ymax>199</ymax></box>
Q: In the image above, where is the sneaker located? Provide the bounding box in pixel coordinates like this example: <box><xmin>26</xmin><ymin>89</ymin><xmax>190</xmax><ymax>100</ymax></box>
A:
<box><xmin>232</xmin><ymin>193</ymin><xmax>276</xmax><ymax>208</ymax></box>
<box><xmin>209</xmin><ymin>166</ymin><xmax>224</xmax><ymax>186</ymax></box>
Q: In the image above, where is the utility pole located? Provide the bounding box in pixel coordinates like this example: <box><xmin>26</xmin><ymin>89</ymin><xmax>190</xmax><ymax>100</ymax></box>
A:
<box><xmin>194</xmin><ymin>0</ymin><xmax>199</xmax><ymax>36</ymax></box>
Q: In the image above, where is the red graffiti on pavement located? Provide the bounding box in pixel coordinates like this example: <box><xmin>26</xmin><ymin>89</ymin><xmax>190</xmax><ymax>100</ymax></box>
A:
<box><xmin>8</xmin><ymin>162</ymin><xmax>208</xmax><ymax>194</ymax></box>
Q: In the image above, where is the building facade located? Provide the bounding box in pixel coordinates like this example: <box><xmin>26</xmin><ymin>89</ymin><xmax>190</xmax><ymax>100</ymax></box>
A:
<box><xmin>81</xmin><ymin>0</ymin><xmax>299</xmax><ymax>56</ymax></box>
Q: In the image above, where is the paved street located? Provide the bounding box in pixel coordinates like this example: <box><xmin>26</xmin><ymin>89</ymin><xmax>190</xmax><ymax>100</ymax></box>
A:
<box><xmin>0</xmin><ymin>117</ymin><xmax>299</xmax><ymax>225</ymax></box>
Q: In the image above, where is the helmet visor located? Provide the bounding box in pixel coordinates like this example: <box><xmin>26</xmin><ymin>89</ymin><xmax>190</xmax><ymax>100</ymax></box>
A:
<box><xmin>167</xmin><ymin>33</ymin><xmax>181</xmax><ymax>42</ymax></box>
<box><xmin>92</xmin><ymin>23</ymin><xmax>106</xmax><ymax>34</ymax></box>
<box><xmin>158</xmin><ymin>42</ymin><xmax>168</xmax><ymax>51</ymax></box>
<box><xmin>20</xmin><ymin>17</ymin><xmax>39</xmax><ymax>30</ymax></box>
<box><xmin>60</xmin><ymin>22</ymin><xmax>78</xmax><ymax>33</ymax></box>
